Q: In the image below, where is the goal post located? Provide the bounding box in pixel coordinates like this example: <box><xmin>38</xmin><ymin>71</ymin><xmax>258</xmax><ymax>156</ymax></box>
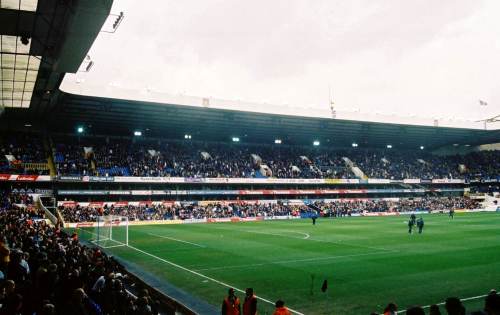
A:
<box><xmin>94</xmin><ymin>215</ymin><xmax>129</xmax><ymax>248</ymax></box>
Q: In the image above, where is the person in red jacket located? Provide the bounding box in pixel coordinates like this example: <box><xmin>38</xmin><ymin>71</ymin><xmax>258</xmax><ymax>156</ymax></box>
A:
<box><xmin>243</xmin><ymin>288</ymin><xmax>257</xmax><ymax>315</ymax></box>
<box><xmin>273</xmin><ymin>300</ymin><xmax>291</xmax><ymax>315</ymax></box>
<box><xmin>222</xmin><ymin>288</ymin><xmax>241</xmax><ymax>315</ymax></box>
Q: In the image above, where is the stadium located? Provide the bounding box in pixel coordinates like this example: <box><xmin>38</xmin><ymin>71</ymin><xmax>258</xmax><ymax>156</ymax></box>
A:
<box><xmin>1</xmin><ymin>1</ymin><xmax>500</xmax><ymax>315</ymax></box>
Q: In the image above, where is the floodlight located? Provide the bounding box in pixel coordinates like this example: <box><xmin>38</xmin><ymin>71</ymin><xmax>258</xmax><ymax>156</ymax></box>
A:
<box><xmin>134</xmin><ymin>131</ymin><xmax>142</xmax><ymax>136</ymax></box>
<box><xmin>387</xmin><ymin>144</ymin><xmax>392</xmax><ymax>149</ymax></box>
<box><xmin>184</xmin><ymin>134</ymin><xmax>192</xmax><ymax>139</ymax></box>
<box><xmin>313</xmin><ymin>140</ymin><xmax>320</xmax><ymax>146</ymax></box>
<box><xmin>352</xmin><ymin>143</ymin><xmax>358</xmax><ymax>147</ymax></box>
<box><xmin>232</xmin><ymin>137</ymin><xmax>240</xmax><ymax>142</ymax></box>
<box><xmin>275</xmin><ymin>139</ymin><xmax>282</xmax><ymax>144</ymax></box>
<box><xmin>77</xmin><ymin>126</ymin><xmax>84</xmax><ymax>133</ymax></box>
<box><xmin>420</xmin><ymin>146</ymin><xmax>424</xmax><ymax>150</ymax></box>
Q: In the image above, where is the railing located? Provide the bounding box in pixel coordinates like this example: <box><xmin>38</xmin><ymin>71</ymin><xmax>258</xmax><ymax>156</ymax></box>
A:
<box><xmin>23</xmin><ymin>162</ymin><xmax>49</xmax><ymax>171</ymax></box>
<box><xmin>38</xmin><ymin>195</ymin><xmax>62</xmax><ymax>225</ymax></box>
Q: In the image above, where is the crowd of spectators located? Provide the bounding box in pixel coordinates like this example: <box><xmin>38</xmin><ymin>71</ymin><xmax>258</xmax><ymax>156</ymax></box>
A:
<box><xmin>0</xmin><ymin>190</ymin><xmax>496</xmax><ymax>315</ymax></box>
<box><xmin>0</xmin><ymin>194</ymin><xmax>163</xmax><ymax>315</ymax></box>
<box><xmin>52</xmin><ymin>136</ymin><xmax>499</xmax><ymax>180</ymax></box>
<box><xmin>377</xmin><ymin>291</ymin><xmax>500</xmax><ymax>314</ymax></box>
<box><xmin>1</xmin><ymin>133</ymin><xmax>499</xmax><ymax>180</ymax></box>
<box><xmin>0</xmin><ymin>134</ymin><xmax>49</xmax><ymax>175</ymax></box>
<box><xmin>58</xmin><ymin>197</ymin><xmax>482</xmax><ymax>223</ymax></box>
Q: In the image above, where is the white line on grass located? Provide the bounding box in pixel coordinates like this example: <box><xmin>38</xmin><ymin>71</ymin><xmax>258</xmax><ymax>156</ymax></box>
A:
<box><xmin>395</xmin><ymin>294</ymin><xmax>490</xmax><ymax>314</ymax></box>
<box><xmin>194</xmin><ymin>251</ymin><xmax>388</xmax><ymax>272</ymax></box>
<box><xmin>217</xmin><ymin>226</ymin><xmax>395</xmax><ymax>253</ymax></box>
<box><xmin>148</xmin><ymin>233</ymin><xmax>206</xmax><ymax>248</ymax></box>
<box><xmin>244</xmin><ymin>229</ymin><xmax>310</xmax><ymax>240</ymax></box>
<box><xmin>126</xmin><ymin>244</ymin><xmax>306</xmax><ymax>315</ymax></box>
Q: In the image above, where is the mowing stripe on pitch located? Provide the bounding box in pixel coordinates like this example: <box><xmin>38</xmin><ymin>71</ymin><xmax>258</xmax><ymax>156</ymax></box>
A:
<box><xmin>395</xmin><ymin>294</ymin><xmax>490</xmax><ymax>314</ymax></box>
<box><xmin>195</xmin><ymin>250</ymin><xmax>388</xmax><ymax>272</ymax></box>
<box><xmin>126</xmin><ymin>244</ymin><xmax>306</xmax><ymax>315</ymax></box>
<box><xmin>148</xmin><ymin>233</ymin><xmax>206</xmax><ymax>248</ymax></box>
<box><xmin>210</xmin><ymin>225</ymin><xmax>395</xmax><ymax>252</ymax></box>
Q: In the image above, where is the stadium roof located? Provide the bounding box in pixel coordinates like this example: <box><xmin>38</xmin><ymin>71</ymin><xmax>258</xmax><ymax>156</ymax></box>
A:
<box><xmin>0</xmin><ymin>0</ymin><xmax>112</xmax><ymax>112</ymax></box>
<box><xmin>28</xmin><ymin>91</ymin><xmax>500</xmax><ymax>150</ymax></box>
<box><xmin>0</xmin><ymin>0</ymin><xmax>498</xmax><ymax>150</ymax></box>
<box><xmin>60</xmin><ymin>1</ymin><xmax>500</xmax><ymax>124</ymax></box>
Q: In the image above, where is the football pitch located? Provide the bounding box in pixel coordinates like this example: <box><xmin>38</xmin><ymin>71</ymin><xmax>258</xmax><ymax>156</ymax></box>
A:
<box><xmin>79</xmin><ymin>212</ymin><xmax>500</xmax><ymax>314</ymax></box>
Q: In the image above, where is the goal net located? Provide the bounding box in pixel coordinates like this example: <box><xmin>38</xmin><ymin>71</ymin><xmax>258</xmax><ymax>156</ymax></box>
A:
<box><xmin>93</xmin><ymin>215</ymin><xmax>129</xmax><ymax>248</ymax></box>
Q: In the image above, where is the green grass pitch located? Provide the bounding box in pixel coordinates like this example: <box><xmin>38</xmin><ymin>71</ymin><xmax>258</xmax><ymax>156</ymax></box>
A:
<box><xmin>78</xmin><ymin>212</ymin><xmax>500</xmax><ymax>314</ymax></box>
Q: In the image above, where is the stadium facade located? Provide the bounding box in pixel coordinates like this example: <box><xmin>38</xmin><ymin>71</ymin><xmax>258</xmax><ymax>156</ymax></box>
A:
<box><xmin>1</xmin><ymin>1</ymin><xmax>499</xmax><ymax>314</ymax></box>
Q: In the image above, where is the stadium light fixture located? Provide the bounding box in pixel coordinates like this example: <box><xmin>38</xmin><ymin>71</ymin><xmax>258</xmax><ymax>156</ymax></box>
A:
<box><xmin>24</xmin><ymin>123</ymin><xmax>32</xmax><ymax>127</ymax></box>
<box><xmin>134</xmin><ymin>131</ymin><xmax>142</xmax><ymax>136</ymax></box>
<box><xmin>464</xmin><ymin>144</ymin><xmax>471</xmax><ymax>147</ymax></box>
<box><xmin>77</xmin><ymin>126</ymin><xmax>84</xmax><ymax>134</ymax></box>
<box><xmin>275</xmin><ymin>139</ymin><xmax>282</xmax><ymax>144</ymax></box>
<box><xmin>313</xmin><ymin>140</ymin><xmax>320</xmax><ymax>146</ymax></box>
<box><xmin>387</xmin><ymin>144</ymin><xmax>392</xmax><ymax>149</ymax></box>
<box><xmin>184</xmin><ymin>134</ymin><xmax>192</xmax><ymax>139</ymax></box>
<box><xmin>352</xmin><ymin>143</ymin><xmax>358</xmax><ymax>147</ymax></box>
<box><xmin>420</xmin><ymin>146</ymin><xmax>424</xmax><ymax>150</ymax></box>
<box><xmin>232</xmin><ymin>137</ymin><xmax>240</xmax><ymax>142</ymax></box>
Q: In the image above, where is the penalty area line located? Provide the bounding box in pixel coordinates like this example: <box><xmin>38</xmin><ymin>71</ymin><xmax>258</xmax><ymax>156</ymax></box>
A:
<box><xmin>126</xmin><ymin>244</ymin><xmax>306</xmax><ymax>315</ymax></box>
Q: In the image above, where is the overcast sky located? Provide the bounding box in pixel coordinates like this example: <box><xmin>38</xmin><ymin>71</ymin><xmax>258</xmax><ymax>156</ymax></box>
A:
<box><xmin>62</xmin><ymin>0</ymin><xmax>500</xmax><ymax>125</ymax></box>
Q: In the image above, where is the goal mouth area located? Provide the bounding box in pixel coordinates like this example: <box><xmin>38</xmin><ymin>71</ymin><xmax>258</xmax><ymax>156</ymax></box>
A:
<box><xmin>91</xmin><ymin>238</ymin><xmax>128</xmax><ymax>249</ymax></box>
<box><xmin>89</xmin><ymin>215</ymin><xmax>130</xmax><ymax>249</ymax></box>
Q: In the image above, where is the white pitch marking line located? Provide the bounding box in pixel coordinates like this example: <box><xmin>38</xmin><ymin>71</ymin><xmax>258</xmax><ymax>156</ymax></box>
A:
<box><xmin>226</xmin><ymin>227</ymin><xmax>394</xmax><ymax>253</ymax></box>
<box><xmin>195</xmin><ymin>251</ymin><xmax>387</xmax><ymax>272</ymax></box>
<box><xmin>395</xmin><ymin>294</ymin><xmax>490</xmax><ymax>314</ymax></box>
<box><xmin>148</xmin><ymin>233</ymin><xmax>206</xmax><ymax>248</ymax></box>
<box><xmin>244</xmin><ymin>229</ymin><xmax>310</xmax><ymax>240</ymax></box>
<box><xmin>126</xmin><ymin>244</ymin><xmax>306</xmax><ymax>315</ymax></box>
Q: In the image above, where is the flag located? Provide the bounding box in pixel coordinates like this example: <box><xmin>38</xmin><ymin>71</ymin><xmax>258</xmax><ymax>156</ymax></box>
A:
<box><xmin>321</xmin><ymin>279</ymin><xmax>328</xmax><ymax>292</ymax></box>
<box><xmin>479</xmin><ymin>100</ymin><xmax>488</xmax><ymax>106</ymax></box>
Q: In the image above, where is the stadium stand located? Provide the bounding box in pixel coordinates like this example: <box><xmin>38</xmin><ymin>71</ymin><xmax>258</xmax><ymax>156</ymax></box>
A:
<box><xmin>24</xmin><ymin>134</ymin><xmax>500</xmax><ymax>180</ymax></box>
<box><xmin>2</xmin><ymin>132</ymin><xmax>498</xmax><ymax>180</ymax></box>
<box><xmin>0</xmin><ymin>1</ymin><xmax>499</xmax><ymax>313</ymax></box>
<box><xmin>58</xmin><ymin>197</ymin><xmax>481</xmax><ymax>223</ymax></box>
<box><xmin>0</xmin><ymin>134</ymin><xmax>49</xmax><ymax>175</ymax></box>
<box><xmin>0</xmin><ymin>189</ymin><xmax>205</xmax><ymax>315</ymax></box>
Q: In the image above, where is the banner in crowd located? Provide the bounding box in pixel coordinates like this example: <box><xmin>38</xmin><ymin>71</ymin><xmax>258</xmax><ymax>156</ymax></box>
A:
<box><xmin>0</xmin><ymin>174</ymin><xmax>51</xmax><ymax>181</ymax></box>
<box><xmin>57</xmin><ymin>188</ymin><xmax>464</xmax><ymax>196</ymax></box>
<box><xmin>0</xmin><ymin>174</ymin><xmax>470</xmax><ymax>184</ymax></box>
<box><xmin>431</xmin><ymin>179</ymin><xmax>465</xmax><ymax>184</ymax></box>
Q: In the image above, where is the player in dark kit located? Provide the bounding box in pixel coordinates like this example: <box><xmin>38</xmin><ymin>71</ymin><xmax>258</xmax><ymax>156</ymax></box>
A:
<box><xmin>408</xmin><ymin>214</ymin><xmax>416</xmax><ymax>233</ymax></box>
<box><xmin>449</xmin><ymin>209</ymin><xmax>455</xmax><ymax>219</ymax></box>
<box><xmin>417</xmin><ymin>217</ymin><xmax>424</xmax><ymax>234</ymax></box>
<box><xmin>312</xmin><ymin>213</ymin><xmax>318</xmax><ymax>225</ymax></box>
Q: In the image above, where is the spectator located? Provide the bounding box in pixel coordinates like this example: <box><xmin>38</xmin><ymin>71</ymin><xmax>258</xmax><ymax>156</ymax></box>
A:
<box><xmin>406</xmin><ymin>306</ymin><xmax>425</xmax><ymax>315</ymax></box>
<box><xmin>445</xmin><ymin>297</ymin><xmax>465</xmax><ymax>315</ymax></box>
<box><xmin>243</xmin><ymin>288</ymin><xmax>257</xmax><ymax>315</ymax></box>
<box><xmin>484</xmin><ymin>292</ymin><xmax>500</xmax><ymax>315</ymax></box>
<box><xmin>273</xmin><ymin>300</ymin><xmax>291</xmax><ymax>315</ymax></box>
<box><xmin>222</xmin><ymin>288</ymin><xmax>241</xmax><ymax>315</ymax></box>
<box><xmin>383</xmin><ymin>302</ymin><xmax>398</xmax><ymax>315</ymax></box>
<box><xmin>429</xmin><ymin>304</ymin><xmax>442</xmax><ymax>315</ymax></box>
